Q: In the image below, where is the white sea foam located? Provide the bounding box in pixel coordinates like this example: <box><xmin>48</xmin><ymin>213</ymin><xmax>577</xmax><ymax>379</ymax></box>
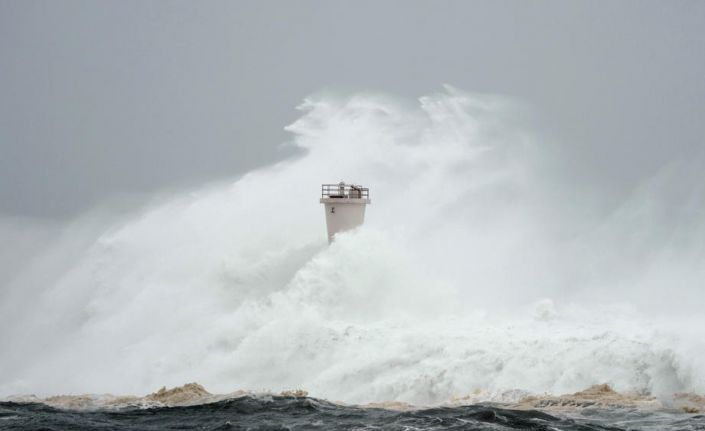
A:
<box><xmin>1</xmin><ymin>86</ymin><xmax>704</xmax><ymax>405</ymax></box>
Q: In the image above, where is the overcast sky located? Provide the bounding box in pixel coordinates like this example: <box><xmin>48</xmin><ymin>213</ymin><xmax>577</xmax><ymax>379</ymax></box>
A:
<box><xmin>1</xmin><ymin>0</ymin><xmax>704</xmax><ymax>219</ymax></box>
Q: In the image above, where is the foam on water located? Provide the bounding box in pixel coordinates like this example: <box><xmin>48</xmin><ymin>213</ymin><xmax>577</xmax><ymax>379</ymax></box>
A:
<box><xmin>1</xmin><ymin>87</ymin><xmax>704</xmax><ymax>405</ymax></box>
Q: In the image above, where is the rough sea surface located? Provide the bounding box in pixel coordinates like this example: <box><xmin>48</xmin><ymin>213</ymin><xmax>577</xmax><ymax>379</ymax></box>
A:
<box><xmin>2</xmin><ymin>396</ymin><xmax>705</xmax><ymax>431</ymax></box>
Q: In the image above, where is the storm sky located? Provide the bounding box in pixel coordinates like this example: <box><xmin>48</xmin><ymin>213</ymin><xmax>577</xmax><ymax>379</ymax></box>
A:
<box><xmin>1</xmin><ymin>0</ymin><xmax>704</xmax><ymax>219</ymax></box>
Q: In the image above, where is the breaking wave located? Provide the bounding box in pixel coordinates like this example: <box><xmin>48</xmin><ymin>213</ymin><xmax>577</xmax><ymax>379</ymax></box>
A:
<box><xmin>1</xmin><ymin>86</ymin><xmax>704</xmax><ymax>406</ymax></box>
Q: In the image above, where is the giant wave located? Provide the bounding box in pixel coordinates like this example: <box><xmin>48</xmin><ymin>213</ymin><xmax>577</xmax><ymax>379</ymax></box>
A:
<box><xmin>1</xmin><ymin>86</ymin><xmax>704</xmax><ymax>406</ymax></box>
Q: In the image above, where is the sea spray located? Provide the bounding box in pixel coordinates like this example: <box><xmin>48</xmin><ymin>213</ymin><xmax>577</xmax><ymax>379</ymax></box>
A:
<box><xmin>1</xmin><ymin>87</ymin><xmax>704</xmax><ymax>405</ymax></box>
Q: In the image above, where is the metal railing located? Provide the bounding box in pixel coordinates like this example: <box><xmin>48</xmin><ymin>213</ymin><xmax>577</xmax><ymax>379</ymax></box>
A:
<box><xmin>321</xmin><ymin>183</ymin><xmax>369</xmax><ymax>199</ymax></box>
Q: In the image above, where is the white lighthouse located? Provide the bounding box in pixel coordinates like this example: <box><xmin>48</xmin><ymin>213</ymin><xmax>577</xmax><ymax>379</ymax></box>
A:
<box><xmin>320</xmin><ymin>182</ymin><xmax>370</xmax><ymax>243</ymax></box>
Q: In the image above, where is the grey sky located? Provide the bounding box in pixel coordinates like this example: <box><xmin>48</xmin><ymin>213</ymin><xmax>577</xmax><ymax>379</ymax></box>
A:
<box><xmin>1</xmin><ymin>0</ymin><xmax>704</xmax><ymax>219</ymax></box>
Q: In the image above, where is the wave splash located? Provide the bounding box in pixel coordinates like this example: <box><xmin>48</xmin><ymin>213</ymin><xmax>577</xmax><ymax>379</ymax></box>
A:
<box><xmin>1</xmin><ymin>87</ymin><xmax>704</xmax><ymax>405</ymax></box>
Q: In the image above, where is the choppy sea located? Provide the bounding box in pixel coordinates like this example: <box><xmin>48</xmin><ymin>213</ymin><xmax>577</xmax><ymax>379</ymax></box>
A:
<box><xmin>2</xmin><ymin>396</ymin><xmax>704</xmax><ymax>431</ymax></box>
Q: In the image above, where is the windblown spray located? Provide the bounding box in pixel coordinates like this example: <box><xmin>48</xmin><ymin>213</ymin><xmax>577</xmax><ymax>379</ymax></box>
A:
<box><xmin>1</xmin><ymin>87</ymin><xmax>704</xmax><ymax>406</ymax></box>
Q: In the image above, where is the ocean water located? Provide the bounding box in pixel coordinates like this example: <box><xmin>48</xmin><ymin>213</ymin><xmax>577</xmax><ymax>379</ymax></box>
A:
<box><xmin>2</xmin><ymin>396</ymin><xmax>705</xmax><ymax>431</ymax></box>
<box><xmin>1</xmin><ymin>87</ymin><xmax>705</xmax><ymax>428</ymax></box>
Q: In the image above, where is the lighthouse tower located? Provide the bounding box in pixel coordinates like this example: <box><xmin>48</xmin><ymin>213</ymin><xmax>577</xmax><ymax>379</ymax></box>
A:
<box><xmin>320</xmin><ymin>182</ymin><xmax>370</xmax><ymax>243</ymax></box>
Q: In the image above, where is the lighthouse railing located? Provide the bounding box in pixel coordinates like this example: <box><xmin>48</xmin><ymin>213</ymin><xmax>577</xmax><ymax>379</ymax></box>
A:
<box><xmin>321</xmin><ymin>184</ymin><xmax>369</xmax><ymax>199</ymax></box>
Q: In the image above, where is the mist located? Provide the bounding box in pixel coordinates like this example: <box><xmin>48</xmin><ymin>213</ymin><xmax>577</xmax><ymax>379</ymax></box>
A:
<box><xmin>1</xmin><ymin>88</ymin><xmax>703</xmax><ymax>404</ymax></box>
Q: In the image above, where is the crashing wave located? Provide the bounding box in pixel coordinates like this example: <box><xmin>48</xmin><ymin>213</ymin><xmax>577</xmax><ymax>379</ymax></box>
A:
<box><xmin>1</xmin><ymin>87</ymin><xmax>705</xmax><ymax>405</ymax></box>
